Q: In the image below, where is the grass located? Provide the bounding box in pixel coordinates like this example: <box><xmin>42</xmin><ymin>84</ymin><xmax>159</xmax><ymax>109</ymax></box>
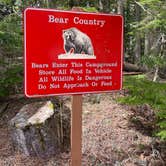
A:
<box><xmin>117</xmin><ymin>75</ymin><xmax>166</xmax><ymax>140</ymax></box>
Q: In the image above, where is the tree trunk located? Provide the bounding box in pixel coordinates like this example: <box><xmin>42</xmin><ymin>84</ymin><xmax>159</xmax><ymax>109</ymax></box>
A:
<box><xmin>69</xmin><ymin>0</ymin><xmax>80</xmax><ymax>8</ymax></box>
<box><xmin>48</xmin><ymin>0</ymin><xmax>57</xmax><ymax>8</ymax></box>
<box><xmin>117</xmin><ymin>0</ymin><xmax>125</xmax><ymax>15</ymax></box>
<box><xmin>98</xmin><ymin>0</ymin><xmax>110</xmax><ymax>13</ymax></box>
<box><xmin>153</xmin><ymin>66</ymin><xmax>159</xmax><ymax>82</ymax></box>
<box><xmin>144</xmin><ymin>31</ymin><xmax>151</xmax><ymax>55</ymax></box>
<box><xmin>135</xmin><ymin>33</ymin><xmax>141</xmax><ymax>63</ymax></box>
<box><xmin>134</xmin><ymin>3</ymin><xmax>141</xmax><ymax>63</ymax></box>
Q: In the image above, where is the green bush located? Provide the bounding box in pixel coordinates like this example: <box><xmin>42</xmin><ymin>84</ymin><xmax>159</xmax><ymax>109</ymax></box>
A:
<box><xmin>0</xmin><ymin>11</ymin><xmax>23</xmax><ymax>97</ymax></box>
<box><xmin>0</xmin><ymin>65</ymin><xmax>23</xmax><ymax>97</ymax></box>
<box><xmin>0</xmin><ymin>13</ymin><xmax>22</xmax><ymax>56</ymax></box>
<box><xmin>118</xmin><ymin>75</ymin><xmax>166</xmax><ymax>140</ymax></box>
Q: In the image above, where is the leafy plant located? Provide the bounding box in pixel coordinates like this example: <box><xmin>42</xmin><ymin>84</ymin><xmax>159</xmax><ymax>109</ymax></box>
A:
<box><xmin>0</xmin><ymin>13</ymin><xmax>22</xmax><ymax>56</ymax></box>
<box><xmin>118</xmin><ymin>75</ymin><xmax>166</xmax><ymax>140</ymax></box>
<box><xmin>0</xmin><ymin>65</ymin><xmax>23</xmax><ymax>97</ymax></box>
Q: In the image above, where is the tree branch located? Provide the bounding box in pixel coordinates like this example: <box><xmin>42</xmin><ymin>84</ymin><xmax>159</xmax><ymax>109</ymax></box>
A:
<box><xmin>134</xmin><ymin>1</ymin><xmax>153</xmax><ymax>16</ymax></box>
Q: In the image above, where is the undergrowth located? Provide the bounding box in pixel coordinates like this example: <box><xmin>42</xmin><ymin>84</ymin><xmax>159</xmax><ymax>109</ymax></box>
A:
<box><xmin>117</xmin><ymin>75</ymin><xmax>166</xmax><ymax>140</ymax></box>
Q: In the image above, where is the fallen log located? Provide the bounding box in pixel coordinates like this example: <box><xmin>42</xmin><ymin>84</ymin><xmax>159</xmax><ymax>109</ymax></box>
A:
<box><xmin>123</xmin><ymin>62</ymin><xmax>147</xmax><ymax>72</ymax></box>
<box><xmin>123</xmin><ymin>72</ymin><xmax>144</xmax><ymax>75</ymax></box>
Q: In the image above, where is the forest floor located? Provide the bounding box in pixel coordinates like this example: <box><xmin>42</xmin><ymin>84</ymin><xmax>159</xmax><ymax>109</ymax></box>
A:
<box><xmin>0</xmin><ymin>93</ymin><xmax>165</xmax><ymax>166</ymax></box>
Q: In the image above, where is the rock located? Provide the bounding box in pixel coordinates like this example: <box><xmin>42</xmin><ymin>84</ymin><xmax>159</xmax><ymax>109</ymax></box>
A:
<box><xmin>9</xmin><ymin>99</ymin><xmax>71</xmax><ymax>158</ymax></box>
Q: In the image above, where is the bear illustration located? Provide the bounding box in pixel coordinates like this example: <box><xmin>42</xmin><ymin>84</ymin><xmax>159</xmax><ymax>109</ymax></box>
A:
<box><xmin>62</xmin><ymin>27</ymin><xmax>94</xmax><ymax>55</ymax></box>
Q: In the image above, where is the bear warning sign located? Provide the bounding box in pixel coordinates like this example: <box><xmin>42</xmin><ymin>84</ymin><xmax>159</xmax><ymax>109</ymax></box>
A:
<box><xmin>24</xmin><ymin>8</ymin><xmax>123</xmax><ymax>97</ymax></box>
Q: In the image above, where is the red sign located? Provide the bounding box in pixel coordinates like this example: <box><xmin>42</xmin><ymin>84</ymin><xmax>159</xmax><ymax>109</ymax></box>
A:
<box><xmin>24</xmin><ymin>8</ymin><xmax>123</xmax><ymax>97</ymax></box>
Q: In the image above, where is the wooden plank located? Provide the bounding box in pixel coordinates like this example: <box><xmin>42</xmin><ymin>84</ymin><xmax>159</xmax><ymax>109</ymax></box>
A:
<box><xmin>71</xmin><ymin>95</ymin><xmax>82</xmax><ymax>166</ymax></box>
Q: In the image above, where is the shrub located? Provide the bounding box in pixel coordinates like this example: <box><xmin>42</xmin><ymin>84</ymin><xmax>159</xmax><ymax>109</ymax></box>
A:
<box><xmin>118</xmin><ymin>75</ymin><xmax>166</xmax><ymax>140</ymax></box>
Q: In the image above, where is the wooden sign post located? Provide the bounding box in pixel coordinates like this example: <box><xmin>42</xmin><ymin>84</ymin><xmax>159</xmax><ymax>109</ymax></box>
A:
<box><xmin>71</xmin><ymin>94</ymin><xmax>82</xmax><ymax>165</ymax></box>
<box><xmin>70</xmin><ymin>8</ymin><xmax>83</xmax><ymax>166</ymax></box>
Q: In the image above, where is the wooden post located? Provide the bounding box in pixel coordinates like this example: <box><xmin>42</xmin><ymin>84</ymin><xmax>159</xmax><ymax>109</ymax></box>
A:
<box><xmin>71</xmin><ymin>94</ymin><xmax>82</xmax><ymax>166</ymax></box>
<box><xmin>70</xmin><ymin>7</ymin><xmax>84</xmax><ymax>166</ymax></box>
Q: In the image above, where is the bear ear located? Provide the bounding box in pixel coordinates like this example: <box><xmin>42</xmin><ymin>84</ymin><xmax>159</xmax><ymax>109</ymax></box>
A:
<box><xmin>63</xmin><ymin>30</ymin><xmax>66</xmax><ymax>33</ymax></box>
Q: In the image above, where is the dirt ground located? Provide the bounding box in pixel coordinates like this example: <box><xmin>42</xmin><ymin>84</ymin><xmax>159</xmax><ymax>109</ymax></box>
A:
<box><xmin>0</xmin><ymin>93</ymin><xmax>165</xmax><ymax>166</ymax></box>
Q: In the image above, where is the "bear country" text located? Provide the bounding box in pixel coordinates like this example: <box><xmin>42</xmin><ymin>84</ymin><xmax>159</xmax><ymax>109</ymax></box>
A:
<box><xmin>48</xmin><ymin>15</ymin><xmax>106</xmax><ymax>27</ymax></box>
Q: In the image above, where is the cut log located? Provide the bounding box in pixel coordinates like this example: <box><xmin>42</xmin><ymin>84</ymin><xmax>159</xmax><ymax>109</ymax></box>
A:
<box><xmin>9</xmin><ymin>99</ymin><xmax>70</xmax><ymax>158</ymax></box>
<box><xmin>159</xmin><ymin>66</ymin><xmax>166</xmax><ymax>79</ymax></box>
<box><xmin>123</xmin><ymin>62</ymin><xmax>147</xmax><ymax>72</ymax></box>
<box><xmin>123</xmin><ymin>72</ymin><xmax>144</xmax><ymax>75</ymax></box>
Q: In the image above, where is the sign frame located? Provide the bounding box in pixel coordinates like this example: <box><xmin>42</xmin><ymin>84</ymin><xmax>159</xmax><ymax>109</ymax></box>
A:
<box><xmin>24</xmin><ymin>8</ymin><xmax>124</xmax><ymax>97</ymax></box>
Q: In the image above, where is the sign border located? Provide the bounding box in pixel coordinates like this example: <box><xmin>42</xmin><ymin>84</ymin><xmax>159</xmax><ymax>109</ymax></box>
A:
<box><xmin>24</xmin><ymin>8</ymin><xmax>124</xmax><ymax>97</ymax></box>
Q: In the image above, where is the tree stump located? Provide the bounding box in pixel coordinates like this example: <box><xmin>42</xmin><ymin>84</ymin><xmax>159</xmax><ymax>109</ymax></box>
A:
<box><xmin>9</xmin><ymin>99</ymin><xmax>70</xmax><ymax>158</ymax></box>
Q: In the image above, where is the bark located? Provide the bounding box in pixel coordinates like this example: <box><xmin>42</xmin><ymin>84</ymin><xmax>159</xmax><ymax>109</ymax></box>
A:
<box><xmin>144</xmin><ymin>31</ymin><xmax>151</xmax><ymax>55</ymax></box>
<box><xmin>134</xmin><ymin>3</ymin><xmax>141</xmax><ymax>63</ymax></box>
<box><xmin>123</xmin><ymin>72</ymin><xmax>144</xmax><ymax>75</ymax></box>
<box><xmin>125</xmin><ymin>0</ymin><xmax>131</xmax><ymax>56</ymax></box>
<box><xmin>153</xmin><ymin>34</ymin><xmax>166</xmax><ymax>81</ymax></box>
<box><xmin>153</xmin><ymin>66</ymin><xmax>159</xmax><ymax>82</ymax></box>
<box><xmin>98</xmin><ymin>0</ymin><xmax>110</xmax><ymax>13</ymax></box>
<box><xmin>9</xmin><ymin>100</ymin><xmax>71</xmax><ymax>157</ymax></box>
<box><xmin>48</xmin><ymin>0</ymin><xmax>57</xmax><ymax>8</ymax></box>
<box><xmin>69</xmin><ymin>0</ymin><xmax>80</xmax><ymax>8</ymax></box>
<box><xmin>123</xmin><ymin>62</ymin><xmax>147</xmax><ymax>72</ymax></box>
<box><xmin>117</xmin><ymin>0</ymin><xmax>125</xmax><ymax>15</ymax></box>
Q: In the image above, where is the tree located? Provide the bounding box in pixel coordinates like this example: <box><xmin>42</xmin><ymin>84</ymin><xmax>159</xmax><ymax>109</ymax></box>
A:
<box><xmin>98</xmin><ymin>0</ymin><xmax>110</xmax><ymax>13</ymax></box>
<box><xmin>135</xmin><ymin>0</ymin><xmax>166</xmax><ymax>81</ymax></box>
<box><xmin>117</xmin><ymin>0</ymin><xmax>126</xmax><ymax>14</ymax></box>
<box><xmin>134</xmin><ymin>3</ymin><xmax>141</xmax><ymax>63</ymax></box>
<box><xmin>134</xmin><ymin>0</ymin><xmax>166</xmax><ymax>140</ymax></box>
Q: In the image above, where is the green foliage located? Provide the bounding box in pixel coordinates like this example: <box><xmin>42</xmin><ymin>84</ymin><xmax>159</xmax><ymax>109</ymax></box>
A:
<box><xmin>0</xmin><ymin>8</ymin><xmax>23</xmax><ymax>97</ymax></box>
<box><xmin>118</xmin><ymin>75</ymin><xmax>166</xmax><ymax>140</ymax></box>
<box><xmin>156</xmin><ymin>130</ymin><xmax>166</xmax><ymax>140</ymax></box>
<box><xmin>137</xmin><ymin>0</ymin><xmax>166</xmax><ymax>32</ymax></box>
<box><xmin>82</xmin><ymin>7</ymin><xmax>98</xmax><ymax>12</ymax></box>
<box><xmin>118</xmin><ymin>75</ymin><xmax>166</xmax><ymax>110</ymax></box>
<box><xmin>156</xmin><ymin>109</ymin><xmax>166</xmax><ymax>140</ymax></box>
<box><xmin>141</xmin><ymin>53</ymin><xmax>166</xmax><ymax>68</ymax></box>
<box><xmin>0</xmin><ymin>65</ymin><xmax>23</xmax><ymax>97</ymax></box>
<box><xmin>0</xmin><ymin>0</ymin><xmax>15</xmax><ymax>5</ymax></box>
<box><xmin>124</xmin><ymin>0</ymin><xmax>166</xmax><ymax>65</ymax></box>
<box><xmin>0</xmin><ymin>13</ymin><xmax>22</xmax><ymax>56</ymax></box>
